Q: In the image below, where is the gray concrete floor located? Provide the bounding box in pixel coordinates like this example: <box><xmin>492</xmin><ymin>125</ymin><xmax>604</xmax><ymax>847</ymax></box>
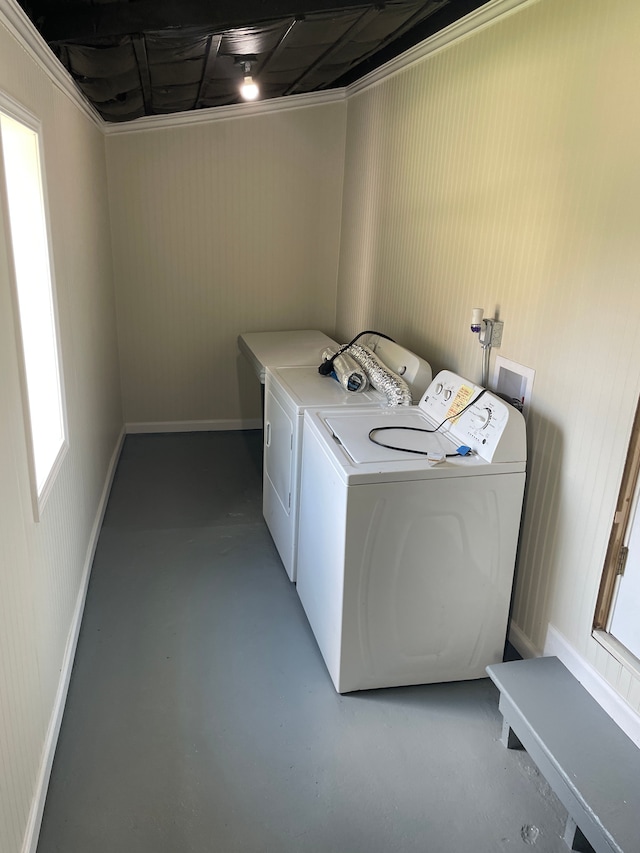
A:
<box><xmin>37</xmin><ymin>431</ymin><xmax>568</xmax><ymax>853</ymax></box>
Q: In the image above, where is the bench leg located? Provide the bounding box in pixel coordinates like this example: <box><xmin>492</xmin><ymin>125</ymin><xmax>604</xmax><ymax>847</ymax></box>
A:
<box><xmin>563</xmin><ymin>815</ymin><xmax>595</xmax><ymax>852</ymax></box>
<box><xmin>501</xmin><ymin>718</ymin><xmax>523</xmax><ymax>749</ymax></box>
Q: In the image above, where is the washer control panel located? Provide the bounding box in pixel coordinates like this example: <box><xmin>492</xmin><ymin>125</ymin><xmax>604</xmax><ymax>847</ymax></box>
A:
<box><xmin>419</xmin><ymin>370</ymin><xmax>525</xmax><ymax>463</ymax></box>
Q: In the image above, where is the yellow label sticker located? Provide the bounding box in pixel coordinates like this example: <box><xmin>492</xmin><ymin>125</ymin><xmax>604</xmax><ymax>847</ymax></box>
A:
<box><xmin>446</xmin><ymin>385</ymin><xmax>474</xmax><ymax>422</ymax></box>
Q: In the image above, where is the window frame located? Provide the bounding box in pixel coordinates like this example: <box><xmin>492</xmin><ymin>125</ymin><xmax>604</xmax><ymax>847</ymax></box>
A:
<box><xmin>0</xmin><ymin>92</ymin><xmax>68</xmax><ymax>521</ymax></box>
<box><xmin>593</xmin><ymin>395</ymin><xmax>640</xmax><ymax>667</ymax></box>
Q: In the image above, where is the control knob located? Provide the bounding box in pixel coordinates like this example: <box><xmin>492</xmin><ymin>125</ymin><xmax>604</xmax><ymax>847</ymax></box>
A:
<box><xmin>470</xmin><ymin>407</ymin><xmax>492</xmax><ymax>430</ymax></box>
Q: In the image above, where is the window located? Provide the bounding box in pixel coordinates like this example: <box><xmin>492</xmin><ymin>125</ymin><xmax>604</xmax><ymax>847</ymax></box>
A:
<box><xmin>594</xmin><ymin>397</ymin><xmax>640</xmax><ymax>670</ymax></box>
<box><xmin>0</xmin><ymin>96</ymin><xmax>67</xmax><ymax>519</ymax></box>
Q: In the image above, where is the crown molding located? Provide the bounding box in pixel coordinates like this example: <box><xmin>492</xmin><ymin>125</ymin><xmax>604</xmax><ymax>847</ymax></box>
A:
<box><xmin>103</xmin><ymin>89</ymin><xmax>346</xmax><ymax>135</ymax></box>
<box><xmin>0</xmin><ymin>0</ymin><xmax>102</xmax><ymax>127</ymax></box>
<box><xmin>1</xmin><ymin>0</ymin><xmax>536</xmax><ymax>135</ymax></box>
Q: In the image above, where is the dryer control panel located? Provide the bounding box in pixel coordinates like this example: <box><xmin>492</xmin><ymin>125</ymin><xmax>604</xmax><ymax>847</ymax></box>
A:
<box><xmin>419</xmin><ymin>370</ymin><xmax>526</xmax><ymax>464</ymax></box>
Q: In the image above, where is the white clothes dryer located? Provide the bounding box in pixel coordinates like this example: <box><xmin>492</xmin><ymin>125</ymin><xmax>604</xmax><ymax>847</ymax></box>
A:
<box><xmin>295</xmin><ymin>370</ymin><xmax>527</xmax><ymax>693</ymax></box>
<box><xmin>237</xmin><ymin>329</ymin><xmax>339</xmax><ymax>384</ymax></box>
<box><xmin>237</xmin><ymin>328</ymin><xmax>339</xmax><ymax>429</ymax></box>
<box><xmin>263</xmin><ymin>337</ymin><xmax>432</xmax><ymax>582</ymax></box>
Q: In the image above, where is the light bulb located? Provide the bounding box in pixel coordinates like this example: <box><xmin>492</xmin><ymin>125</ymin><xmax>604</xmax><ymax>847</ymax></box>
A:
<box><xmin>471</xmin><ymin>308</ymin><xmax>483</xmax><ymax>333</ymax></box>
<box><xmin>241</xmin><ymin>75</ymin><xmax>259</xmax><ymax>100</ymax></box>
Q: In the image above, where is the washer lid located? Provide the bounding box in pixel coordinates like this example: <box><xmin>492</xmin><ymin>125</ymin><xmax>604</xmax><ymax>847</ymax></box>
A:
<box><xmin>325</xmin><ymin>410</ymin><xmax>459</xmax><ymax>464</ymax></box>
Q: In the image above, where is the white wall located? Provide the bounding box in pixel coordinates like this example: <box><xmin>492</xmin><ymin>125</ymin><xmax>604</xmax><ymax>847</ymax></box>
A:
<box><xmin>0</xmin><ymin>7</ymin><xmax>123</xmax><ymax>853</ymax></box>
<box><xmin>105</xmin><ymin>103</ymin><xmax>347</xmax><ymax>429</ymax></box>
<box><xmin>335</xmin><ymin>0</ymin><xmax>640</xmax><ymax>722</ymax></box>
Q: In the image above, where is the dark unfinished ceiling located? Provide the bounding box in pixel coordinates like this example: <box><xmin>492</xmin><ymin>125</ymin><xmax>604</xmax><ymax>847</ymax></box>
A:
<box><xmin>16</xmin><ymin>0</ymin><xmax>489</xmax><ymax>122</ymax></box>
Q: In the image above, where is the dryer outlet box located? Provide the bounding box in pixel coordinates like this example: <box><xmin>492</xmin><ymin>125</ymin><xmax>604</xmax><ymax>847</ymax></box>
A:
<box><xmin>492</xmin><ymin>356</ymin><xmax>535</xmax><ymax>419</ymax></box>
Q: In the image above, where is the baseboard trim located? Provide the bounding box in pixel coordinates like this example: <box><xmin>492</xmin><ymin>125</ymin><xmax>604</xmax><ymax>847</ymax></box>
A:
<box><xmin>508</xmin><ymin>620</ymin><xmax>542</xmax><ymax>660</ymax></box>
<box><xmin>23</xmin><ymin>426</ymin><xmax>126</xmax><ymax>853</ymax></box>
<box><xmin>126</xmin><ymin>418</ymin><xmax>262</xmax><ymax>433</ymax></box>
<box><xmin>544</xmin><ymin>624</ymin><xmax>640</xmax><ymax>749</ymax></box>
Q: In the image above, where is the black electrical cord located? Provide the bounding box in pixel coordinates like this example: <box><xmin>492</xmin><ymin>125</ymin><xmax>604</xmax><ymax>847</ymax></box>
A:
<box><xmin>368</xmin><ymin>388</ymin><xmax>487</xmax><ymax>456</ymax></box>
<box><xmin>318</xmin><ymin>330</ymin><xmax>395</xmax><ymax>375</ymax></box>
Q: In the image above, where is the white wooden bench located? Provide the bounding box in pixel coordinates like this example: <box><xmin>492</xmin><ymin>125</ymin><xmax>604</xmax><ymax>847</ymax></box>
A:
<box><xmin>486</xmin><ymin>656</ymin><xmax>639</xmax><ymax>853</ymax></box>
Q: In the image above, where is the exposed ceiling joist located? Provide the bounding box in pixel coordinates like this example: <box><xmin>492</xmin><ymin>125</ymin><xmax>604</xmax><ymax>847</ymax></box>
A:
<box><xmin>284</xmin><ymin>5</ymin><xmax>381</xmax><ymax>95</ymax></box>
<box><xmin>194</xmin><ymin>34</ymin><xmax>223</xmax><ymax>110</ymax></box>
<box><xmin>131</xmin><ymin>35</ymin><xmax>152</xmax><ymax>112</ymax></box>
<box><xmin>26</xmin><ymin>0</ymin><xmax>379</xmax><ymax>43</ymax></box>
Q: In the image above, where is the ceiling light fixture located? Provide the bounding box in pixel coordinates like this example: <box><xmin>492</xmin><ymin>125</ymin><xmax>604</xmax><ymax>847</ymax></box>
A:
<box><xmin>240</xmin><ymin>61</ymin><xmax>259</xmax><ymax>101</ymax></box>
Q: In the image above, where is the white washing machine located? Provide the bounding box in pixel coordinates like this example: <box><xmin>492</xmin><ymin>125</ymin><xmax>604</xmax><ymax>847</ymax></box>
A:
<box><xmin>263</xmin><ymin>337</ymin><xmax>432</xmax><ymax>582</ymax></box>
<box><xmin>295</xmin><ymin>370</ymin><xmax>527</xmax><ymax>693</ymax></box>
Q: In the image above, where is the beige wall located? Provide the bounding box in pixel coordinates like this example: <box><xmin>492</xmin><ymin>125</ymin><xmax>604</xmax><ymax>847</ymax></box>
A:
<box><xmin>3</xmin><ymin>0</ymin><xmax>640</xmax><ymax>849</ymax></box>
<box><xmin>336</xmin><ymin>0</ymin><xmax>640</xmax><ymax>712</ymax></box>
<box><xmin>105</xmin><ymin>104</ymin><xmax>346</xmax><ymax>428</ymax></box>
<box><xmin>0</xmin><ymin>12</ymin><xmax>122</xmax><ymax>853</ymax></box>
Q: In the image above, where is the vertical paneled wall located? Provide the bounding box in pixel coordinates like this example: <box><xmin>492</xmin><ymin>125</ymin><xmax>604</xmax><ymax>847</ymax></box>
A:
<box><xmin>0</xmin><ymin>14</ymin><xmax>122</xmax><ymax>853</ymax></box>
<box><xmin>4</xmin><ymin>2</ymin><xmax>640</xmax><ymax>849</ymax></box>
<box><xmin>336</xmin><ymin>0</ymin><xmax>640</xmax><ymax>712</ymax></box>
<box><xmin>105</xmin><ymin>104</ymin><xmax>346</xmax><ymax>427</ymax></box>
